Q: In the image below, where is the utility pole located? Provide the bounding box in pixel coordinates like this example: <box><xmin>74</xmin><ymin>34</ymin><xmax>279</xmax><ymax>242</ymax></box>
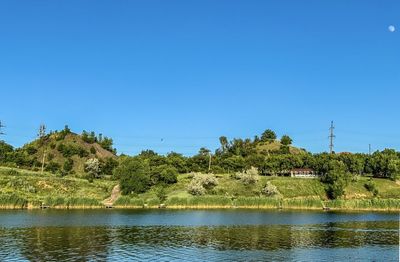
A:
<box><xmin>41</xmin><ymin>149</ymin><xmax>47</xmax><ymax>174</ymax></box>
<box><xmin>38</xmin><ymin>124</ymin><xmax>47</xmax><ymax>174</ymax></box>
<box><xmin>0</xmin><ymin>121</ymin><xmax>4</xmax><ymax>162</ymax></box>
<box><xmin>329</xmin><ymin>121</ymin><xmax>335</xmax><ymax>154</ymax></box>
<box><xmin>369</xmin><ymin>144</ymin><xmax>372</xmax><ymax>155</ymax></box>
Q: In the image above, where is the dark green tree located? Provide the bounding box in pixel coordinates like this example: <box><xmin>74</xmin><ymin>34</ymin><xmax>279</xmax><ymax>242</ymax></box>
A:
<box><xmin>261</xmin><ymin>129</ymin><xmax>277</xmax><ymax>142</ymax></box>
<box><xmin>114</xmin><ymin>157</ymin><xmax>151</xmax><ymax>195</ymax></box>
<box><xmin>280</xmin><ymin>135</ymin><xmax>292</xmax><ymax>146</ymax></box>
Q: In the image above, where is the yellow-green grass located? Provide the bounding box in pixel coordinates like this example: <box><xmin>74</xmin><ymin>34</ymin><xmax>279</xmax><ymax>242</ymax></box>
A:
<box><xmin>0</xmin><ymin>166</ymin><xmax>115</xmax><ymax>208</ymax></box>
<box><xmin>1</xmin><ymin>166</ymin><xmax>399</xmax><ymax>210</ymax></box>
<box><xmin>325</xmin><ymin>199</ymin><xmax>400</xmax><ymax>211</ymax></box>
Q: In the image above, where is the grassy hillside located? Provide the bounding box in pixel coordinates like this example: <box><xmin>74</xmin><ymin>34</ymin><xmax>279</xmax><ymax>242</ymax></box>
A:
<box><xmin>17</xmin><ymin>131</ymin><xmax>116</xmax><ymax>175</ymax></box>
<box><xmin>255</xmin><ymin>140</ymin><xmax>306</xmax><ymax>154</ymax></box>
<box><xmin>0</xmin><ymin>167</ymin><xmax>115</xmax><ymax>208</ymax></box>
<box><xmin>0</xmin><ymin>166</ymin><xmax>399</xmax><ymax>210</ymax></box>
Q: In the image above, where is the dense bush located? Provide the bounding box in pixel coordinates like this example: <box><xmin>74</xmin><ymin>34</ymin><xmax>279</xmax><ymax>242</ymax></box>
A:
<box><xmin>150</xmin><ymin>165</ymin><xmax>178</xmax><ymax>185</ymax></box>
<box><xmin>57</xmin><ymin>143</ymin><xmax>88</xmax><ymax>158</ymax></box>
<box><xmin>114</xmin><ymin>157</ymin><xmax>151</xmax><ymax>195</ymax></box>
<box><xmin>187</xmin><ymin>173</ymin><xmax>218</xmax><ymax>196</ymax></box>
<box><xmin>45</xmin><ymin>161</ymin><xmax>61</xmax><ymax>174</ymax></box>
<box><xmin>100</xmin><ymin>157</ymin><xmax>119</xmax><ymax>176</ymax></box>
<box><xmin>63</xmin><ymin>158</ymin><xmax>74</xmax><ymax>173</ymax></box>
<box><xmin>364</xmin><ymin>180</ymin><xmax>379</xmax><ymax>197</ymax></box>
<box><xmin>235</xmin><ymin>167</ymin><xmax>259</xmax><ymax>185</ymax></box>
<box><xmin>84</xmin><ymin>158</ymin><xmax>101</xmax><ymax>179</ymax></box>
<box><xmin>261</xmin><ymin>182</ymin><xmax>280</xmax><ymax>196</ymax></box>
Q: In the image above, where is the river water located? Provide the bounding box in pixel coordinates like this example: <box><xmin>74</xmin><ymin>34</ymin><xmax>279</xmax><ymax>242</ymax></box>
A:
<box><xmin>0</xmin><ymin>209</ymin><xmax>398</xmax><ymax>261</ymax></box>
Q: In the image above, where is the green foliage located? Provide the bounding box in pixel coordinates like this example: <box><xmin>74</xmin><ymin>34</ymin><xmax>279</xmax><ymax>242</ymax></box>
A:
<box><xmin>90</xmin><ymin>146</ymin><xmax>96</xmax><ymax>154</ymax></box>
<box><xmin>261</xmin><ymin>129</ymin><xmax>277</xmax><ymax>142</ymax></box>
<box><xmin>101</xmin><ymin>157</ymin><xmax>118</xmax><ymax>176</ymax></box>
<box><xmin>57</xmin><ymin>143</ymin><xmax>88</xmax><ymax>158</ymax></box>
<box><xmin>0</xmin><ymin>194</ymin><xmax>28</xmax><ymax>208</ymax></box>
<box><xmin>280</xmin><ymin>135</ymin><xmax>292</xmax><ymax>146</ymax></box>
<box><xmin>156</xmin><ymin>185</ymin><xmax>168</xmax><ymax>203</ymax></box>
<box><xmin>234</xmin><ymin>167</ymin><xmax>259</xmax><ymax>185</ymax></box>
<box><xmin>63</xmin><ymin>158</ymin><xmax>74</xmax><ymax>173</ymax></box>
<box><xmin>322</xmin><ymin>160</ymin><xmax>349</xmax><ymax>199</ymax></box>
<box><xmin>151</xmin><ymin>165</ymin><xmax>178</xmax><ymax>185</ymax></box>
<box><xmin>115</xmin><ymin>157</ymin><xmax>151</xmax><ymax>195</ymax></box>
<box><xmin>261</xmin><ymin>181</ymin><xmax>280</xmax><ymax>196</ymax></box>
<box><xmin>81</xmin><ymin>130</ymin><xmax>116</xmax><ymax>153</ymax></box>
<box><xmin>187</xmin><ymin>173</ymin><xmax>218</xmax><ymax>195</ymax></box>
<box><xmin>84</xmin><ymin>158</ymin><xmax>102</xmax><ymax>179</ymax></box>
<box><xmin>364</xmin><ymin>180</ymin><xmax>379</xmax><ymax>197</ymax></box>
<box><xmin>45</xmin><ymin>161</ymin><xmax>61</xmax><ymax>174</ymax></box>
<box><xmin>56</xmin><ymin>125</ymin><xmax>72</xmax><ymax>140</ymax></box>
<box><xmin>114</xmin><ymin>196</ymin><xmax>144</xmax><ymax>207</ymax></box>
<box><xmin>0</xmin><ymin>141</ymin><xmax>14</xmax><ymax>158</ymax></box>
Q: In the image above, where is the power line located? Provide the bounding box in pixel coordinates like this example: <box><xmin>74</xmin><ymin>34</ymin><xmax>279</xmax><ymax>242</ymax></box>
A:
<box><xmin>329</xmin><ymin>121</ymin><xmax>335</xmax><ymax>154</ymax></box>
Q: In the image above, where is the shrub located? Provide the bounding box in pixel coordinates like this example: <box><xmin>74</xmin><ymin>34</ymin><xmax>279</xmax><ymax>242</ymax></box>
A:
<box><xmin>90</xmin><ymin>146</ymin><xmax>96</xmax><ymax>154</ymax></box>
<box><xmin>365</xmin><ymin>180</ymin><xmax>379</xmax><ymax>197</ymax></box>
<box><xmin>235</xmin><ymin>167</ymin><xmax>259</xmax><ymax>185</ymax></box>
<box><xmin>156</xmin><ymin>185</ymin><xmax>168</xmax><ymax>203</ymax></box>
<box><xmin>101</xmin><ymin>157</ymin><xmax>119</xmax><ymax>176</ymax></box>
<box><xmin>45</xmin><ymin>161</ymin><xmax>61</xmax><ymax>174</ymax></box>
<box><xmin>188</xmin><ymin>180</ymin><xmax>206</xmax><ymax>195</ymax></box>
<box><xmin>25</xmin><ymin>146</ymin><xmax>37</xmax><ymax>155</ymax></box>
<box><xmin>261</xmin><ymin>181</ymin><xmax>280</xmax><ymax>196</ymax></box>
<box><xmin>187</xmin><ymin>173</ymin><xmax>218</xmax><ymax>195</ymax></box>
<box><xmin>63</xmin><ymin>158</ymin><xmax>74</xmax><ymax>173</ymax></box>
<box><xmin>84</xmin><ymin>158</ymin><xmax>101</xmax><ymax>179</ymax></box>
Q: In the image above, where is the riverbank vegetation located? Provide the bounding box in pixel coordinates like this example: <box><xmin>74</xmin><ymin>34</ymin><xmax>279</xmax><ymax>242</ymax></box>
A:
<box><xmin>0</xmin><ymin>126</ymin><xmax>399</xmax><ymax>210</ymax></box>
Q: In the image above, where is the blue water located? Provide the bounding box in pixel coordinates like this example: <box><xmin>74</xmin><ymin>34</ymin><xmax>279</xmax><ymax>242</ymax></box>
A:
<box><xmin>0</xmin><ymin>209</ymin><xmax>398</xmax><ymax>261</ymax></box>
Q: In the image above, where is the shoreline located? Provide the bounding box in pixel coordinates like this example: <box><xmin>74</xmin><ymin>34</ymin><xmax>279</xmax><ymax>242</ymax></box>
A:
<box><xmin>1</xmin><ymin>204</ymin><xmax>399</xmax><ymax>212</ymax></box>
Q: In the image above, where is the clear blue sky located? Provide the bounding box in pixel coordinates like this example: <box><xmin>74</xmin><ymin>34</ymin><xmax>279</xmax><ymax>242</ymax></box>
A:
<box><xmin>0</xmin><ymin>0</ymin><xmax>399</xmax><ymax>155</ymax></box>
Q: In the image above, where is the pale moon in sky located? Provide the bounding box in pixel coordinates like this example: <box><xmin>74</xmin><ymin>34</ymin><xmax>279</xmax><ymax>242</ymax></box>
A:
<box><xmin>388</xmin><ymin>25</ymin><xmax>395</xmax><ymax>32</ymax></box>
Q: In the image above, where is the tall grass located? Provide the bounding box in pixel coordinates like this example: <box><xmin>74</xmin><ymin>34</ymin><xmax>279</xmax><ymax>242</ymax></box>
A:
<box><xmin>114</xmin><ymin>196</ymin><xmax>144</xmax><ymax>207</ymax></box>
<box><xmin>0</xmin><ymin>194</ymin><xmax>28</xmax><ymax>208</ymax></box>
<box><xmin>282</xmin><ymin>198</ymin><xmax>323</xmax><ymax>209</ymax></box>
<box><xmin>325</xmin><ymin>199</ymin><xmax>400</xmax><ymax>210</ymax></box>
<box><xmin>234</xmin><ymin>197</ymin><xmax>280</xmax><ymax>208</ymax></box>
<box><xmin>43</xmin><ymin>197</ymin><xmax>101</xmax><ymax>208</ymax></box>
<box><xmin>166</xmin><ymin>196</ymin><xmax>232</xmax><ymax>207</ymax></box>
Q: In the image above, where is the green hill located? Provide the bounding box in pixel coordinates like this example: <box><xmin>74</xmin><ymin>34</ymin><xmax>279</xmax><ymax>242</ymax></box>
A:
<box><xmin>256</xmin><ymin>140</ymin><xmax>306</xmax><ymax>155</ymax></box>
<box><xmin>13</xmin><ymin>128</ymin><xmax>116</xmax><ymax>175</ymax></box>
<box><xmin>0</xmin><ymin>167</ymin><xmax>399</xmax><ymax>210</ymax></box>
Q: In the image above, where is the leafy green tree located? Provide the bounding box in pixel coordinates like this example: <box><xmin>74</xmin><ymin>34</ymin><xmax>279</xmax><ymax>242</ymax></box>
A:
<box><xmin>322</xmin><ymin>160</ymin><xmax>349</xmax><ymax>199</ymax></box>
<box><xmin>218</xmin><ymin>136</ymin><xmax>229</xmax><ymax>153</ymax></box>
<box><xmin>261</xmin><ymin>129</ymin><xmax>277</xmax><ymax>142</ymax></box>
<box><xmin>388</xmin><ymin>159</ymin><xmax>400</xmax><ymax>180</ymax></box>
<box><xmin>101</xmin><ymin>157</ymin><xmax>119</xmax><ymax>176</ymax></box>
<box><xmin>0</xmin><ymin>141</ymin><xmax>13</xmax><ymax>162</ymax></box>
<box><xmin>166</xmin><ymin>152</ymin><xmax>188</xmax><ymax>173</ymax></box>
<box><xmin>150</xmin><ymin>165</ymin><xmax>178</xmax><ymax>184</ymax></box>
<box><xmin>156</xmin><ymin>185</ymin><xmax>168</xmax><ymax>203</ymax></box>
<box><xmin>114</xmin><ymin>157</ymin><xmax>151</xmax><ymax>195</ymax></box>
<box><xmin>280</xmin><ymin>135</ymin><xmax>292</xmax><ymax>146</ymax></box>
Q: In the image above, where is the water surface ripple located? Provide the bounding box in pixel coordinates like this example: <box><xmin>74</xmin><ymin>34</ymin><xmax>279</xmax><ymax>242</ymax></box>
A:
<box><xmin>0</xmin><ymin>210</ymin><xmax>398</xmax><ymax>261</ymax></box>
